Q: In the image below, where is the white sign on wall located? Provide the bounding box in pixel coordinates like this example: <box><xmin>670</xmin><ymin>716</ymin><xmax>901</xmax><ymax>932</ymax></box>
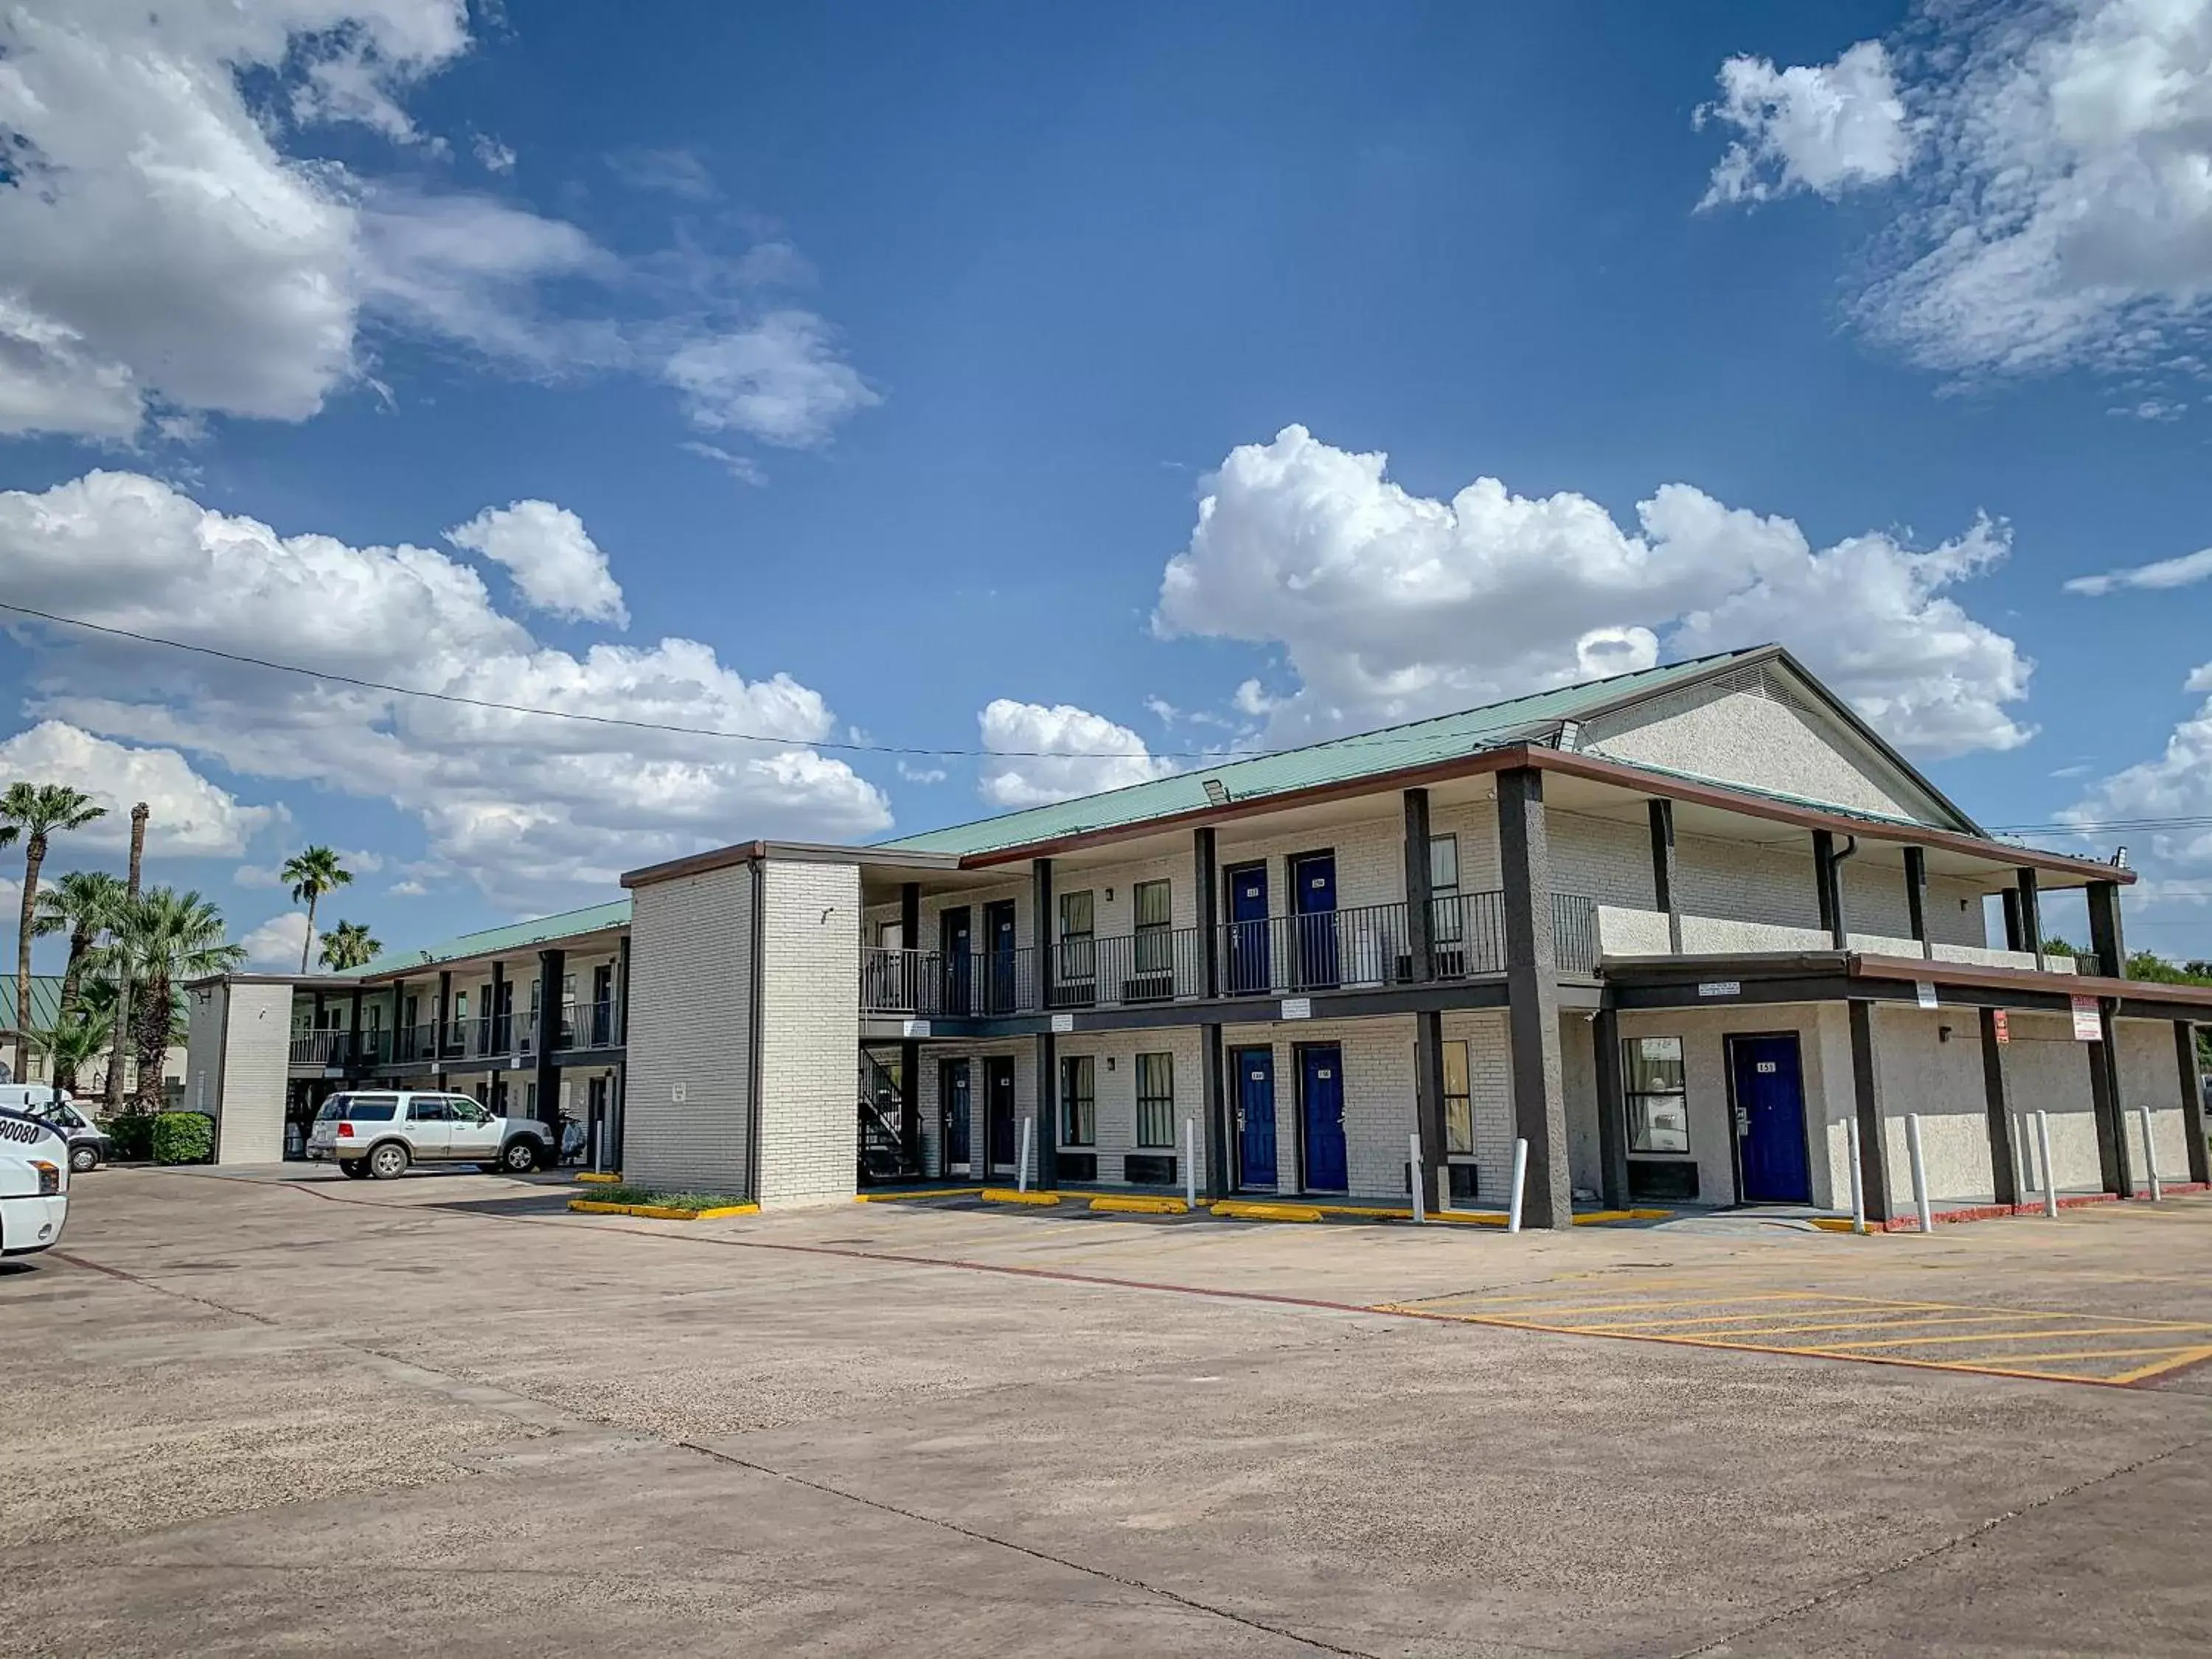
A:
<box><xmin>670</xmin><ymin>1081</ymin><xmax>689</xmax><ymax>1103</ymax></box>
<box><xmin>1050</xmin><ymin>1014</ymin><xmax>1074</xmax><ymax>1034</ymax></box>
<box><xmin>1915</xmin><ymin>982</ymin><xmax>1939</xmax><ymax>1009</ymax></box>
<box><xmin>1696</xmin><ymin>981</ymin><xmax>1740</xmax><ymax>999</ymax></box>
<box><xmin>1280</xmin><ymin>997</ymin><xmax>1312</xmax><ymax>1020</ymax></box>
<box><xmin>2070</xmin><ymin>996</ymin><xmax>2101</xmax><ymax>1043</ymax></box>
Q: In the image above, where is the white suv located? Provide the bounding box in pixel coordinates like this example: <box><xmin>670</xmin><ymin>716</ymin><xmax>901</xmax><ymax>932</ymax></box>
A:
<box><xmin>305</xmin><ymin>1090</ymin><xmax>554</xmax><ymax>1180</ymax></box>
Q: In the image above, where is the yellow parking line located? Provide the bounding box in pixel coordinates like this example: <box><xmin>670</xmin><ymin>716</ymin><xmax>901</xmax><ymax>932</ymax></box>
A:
<box><xmin>1573</xmin><ymin>1310</ymin><xmax>2039</xmax><ymax>1337</ymax></box>
<box><xmin>1974</xmin><ymin>1345</ymin><xmax>2205</xmax><ymax>1368</ymax></box>
<box><xmin>2108</xmin><ymin>1344</ymin><xmax>2212</xmax><ymax>1385</ymax></box>
<box><xmin>1808</xmin><ymin>1324</ymin><xmax>2209</xmax><ymax>1352</ymax></box>
<box><xmin>1440</xmin><ymin>1291</ymin><xmax>1840</xmax><ymax>1319</ymax></box>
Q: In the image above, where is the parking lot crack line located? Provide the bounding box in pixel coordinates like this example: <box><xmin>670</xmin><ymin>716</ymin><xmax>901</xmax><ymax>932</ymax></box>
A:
<box><xmin>1664</xmin><ymin>1432</ymin><xmax>2212</xmax><ymax>1659</ymax></box>
<box><xmin>677</xmin><ymin>1439</ymin><xmax>1378</xmax><ymax>1657</ymax></box>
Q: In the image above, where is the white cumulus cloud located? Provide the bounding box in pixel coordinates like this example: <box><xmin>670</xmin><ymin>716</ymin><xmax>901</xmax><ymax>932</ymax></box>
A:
<box><xmin>2064</xmin><ymin>544</ymin><xmax>2212</xmax><ymax>597</ymax></box>
<box><xmin>1703</xmin><ymin>4</ymin><xmax>2212</xmax><ymax>381</ymax></box>
<box><xmin>1155</xmin><ymin>425</ymin><xmax>2033</xmax><ymax>759</ymax></box>
<box><xmin>0</xmin><ymin>2</ymin><xmax>874</xmax><ymax>465</ymax></box>
<box><xmin>240</xmin><ymin>911</ymin><xmax>314</xmax><ymax>971</ymax></box>
<box><xmin>976</xmin><ymin>700</ymin><xmax>1176</xmax><ymax>809</ymax></box>
<box><xmin>446</xmin><ymin>501</ymin><xmax>628</xmax><ymax>625</ymax></box>
<box><xmin>0</xmin><ymin>472</ymin><xmax>891</xmax><ymax>909</ymax></box>
<box><xmin>0</xmin><ymin>720</ymin><xmax>281</xmax><ymax>857</ymax></box>
<box><xmin>1698</xmin><ymin>40</ymin><xmax>1915</xmax><ymax>207</ymax></box>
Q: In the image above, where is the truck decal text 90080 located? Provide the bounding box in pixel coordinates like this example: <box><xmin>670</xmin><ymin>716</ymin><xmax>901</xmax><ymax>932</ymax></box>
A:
<box><xmin>0</xmin><ymin>1117</ymin><xmax>59</xmax><ymax>1145</ymax></box>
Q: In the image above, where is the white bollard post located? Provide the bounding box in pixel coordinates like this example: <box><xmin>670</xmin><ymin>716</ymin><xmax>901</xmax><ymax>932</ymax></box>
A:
<box><xmin>1409</xmin><ymin>1133</ymin><xmax>1426</xmax><ymax>1224</ymax></box>
<box><xmin>2014</xmin><ymin>1112</ymin><xmax>2034</xmax><ymax>1205</ymax></box>
<box><xmin>1905</xmin><ymin>1113</ymin><xmax>1934</xmax><ymax>1235</ymax></box>
<box><xmin>2035</xmin><ymin>1110</ymin><xmax>2059</xmax><ymax>1220</ymax></box>
<box><xmin>1016</xmin><ymin>1116</ymin><xmax>1034</xmax><ymax>1194</ymax></box>
<box><xmin>1844</xmin><ymin>1117</ymin><xmax>1867</xmax><ymax>1236</ymax></box>
<box><xmin>2137</xmin><ymin>1105</ymin><xmax>2163</xmax><ymax>1202</ymax></box>
<box><xmin>1506</xmin><ymin>1137</ymin><xmax>1529</xmax><ymax>1234</ymax></box>
<box><xmin>1183</xmin><ymin>1116</ymin><xmax>1198</xmax><ymax>1211</ymax></box>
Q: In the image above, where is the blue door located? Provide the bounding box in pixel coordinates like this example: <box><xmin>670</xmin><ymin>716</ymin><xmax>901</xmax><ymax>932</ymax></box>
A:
<box><xmin>985</xmin><ymin>1057</ymin><xmax>1016</xmax><ymax>1173</ymax></box>
<box><xmin>1233</xmin><ymin>1046</ymin><xmax>1276</xmax><ymax>1188</ymax></box>
<box><xmin>1226</xmin><ymin>863</ymin><xmax>1271</xmax><ymax>995</ymax></box>
<box><xmin>984</xmin><ymin>900</ymin><xmax>1018</xmax><ymax>1013</ymax></box>
<box><xmin>1291</xmin><ymin>852</ymin><xmax>1338</xmax><ymax>989</ymax></box>
<box><xmin>1731</xmin><ymin>1034</ymin><xmax>1810</xmax><ymax>1203</ymax></box>
<box><xmin>942</xmin><ymin>1059</ymin><xmax>970</xmax><ymax>1169</ymax></box>
<box><xmin>939</xmin><ymin>908</ymin><xmax>972</xmax><ymax>1016</ymax></box>
<box><xmin>1299</xmin><ymin>1043</ymin><xmax>1348</xmax><ymax>1192</ymax></box>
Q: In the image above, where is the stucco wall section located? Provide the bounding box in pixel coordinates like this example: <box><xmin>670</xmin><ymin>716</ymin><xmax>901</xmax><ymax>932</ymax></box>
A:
<box><xmin>1868</xmin><ymin>1006</ymin><xmax>1997</xmax><ymax>1203</ymax></box>
<box><xmin>625</xmin><ymin>863</ymin><xmax>755</xmax><ymax>1195</ymax></box>
<box><xmin>1585</xmin><ymin>678</ymin><xmax>1933</xmax><ymax>823</ymax></box>
<box><xmin>756</xmin><ymin>859</ymin><xmax>861</xmax><ymax>1208</ymax></box>
<box><xmin>213</xmin><ymin>983</ymin><xmax>293</xmax><ymax>1165</ymax></box>
<box><xmin>2000</xmin><ymin>1012</ymin><xmax>2104</xmax><ymax>1194</ymax></box>
<box><xmin>2116</xmin><ymin>1016</ymin><xmax>2194</xmax><ymax>1187</ymax></box>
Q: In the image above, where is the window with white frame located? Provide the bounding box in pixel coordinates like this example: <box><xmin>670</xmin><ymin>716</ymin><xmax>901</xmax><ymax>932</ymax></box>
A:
<box><xmin>1135</xmin><ymin>1052</ymin><xmax>1175</xmax><ymax>1148</ymax></box>
<box><xmin>1430</xmin><ymin>834</ymin><xmax>1461</xmax><ymax>943</ymax></box>
<box><xmin>1443</xmin><ymin>1040</ymin><xmax>1473</xmax><ymax>1155</ymax></box>
<box><xmin>1624</xmin><ymin>1036</ymin><xmax>1690</xmax><ymax>1154</ymax></box>
<box><xmin>1061</xmin><ymin>1054</ymin><xmax>1096</xmax><ymax>1147</ymax></box>
<box><xmin>1059</xmin><ymin>890</ymin><xmax>1095</xmax><ymax>984</ymax></box>
<box><xmin>1133</xmin><ymin>880</ymin><xmax>1172</xmax><ymax>974</ymax></box>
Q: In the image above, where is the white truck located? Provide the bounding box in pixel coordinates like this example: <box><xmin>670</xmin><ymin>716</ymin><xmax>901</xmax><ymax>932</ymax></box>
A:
<box><xmin>0</xmin><ymin>1107</ymin><xmax>70</xmax><ymax>1257</ymax></box>
<box><xmin>304</xmin><ymin>1089</ymin><xmax>554</xmax><ymax>1180</ymax></box>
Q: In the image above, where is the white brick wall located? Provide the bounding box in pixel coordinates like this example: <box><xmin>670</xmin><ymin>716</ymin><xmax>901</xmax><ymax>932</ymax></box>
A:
<box><xmin>1439</xmin><ymin>1010</ymin><xmax>1514</xmax><ymax>1203</ymax></box>
<box><xmin>1220</xmin><ymin>1015</ymin><xmax>1417</xmax><ymax>1197</ymax></box>
<box><xmin>756</xmin><ymin>860</ymin><xmax>862</xmax><ymax>1209</ymax></box>
<box><xmin>914</xmin><ymin>1040</ymin><xmax>1035</xmax><ymax>1178</ymax></box>
<box><xmin>1676</xmin><ymin>831</ymin><xmax>1823</xmax><ymax>931</ymax></box>
<box><xmin>1038</xmin><ymin>1026</ymin><xmax>1210</xmax><ymax>1186</ymax></box>
<box><xmin>184</xmin><ymin>984</ymin><xmax>226</xmax><ymax>1128</ymax></box>
<box><xmin>1550</xmin><ymin>811</ymin><xmax>1658</xmax><ymax>910</ymax></box>
<box><xmin>625</xmin><ymin>863</ymin><xmax>754</xmax><ymax>1195</ymax></box>
<box><xmin>217</xmin><ymin>984</ymin><xmax>294</xmax><ymax>1164</ymax></box>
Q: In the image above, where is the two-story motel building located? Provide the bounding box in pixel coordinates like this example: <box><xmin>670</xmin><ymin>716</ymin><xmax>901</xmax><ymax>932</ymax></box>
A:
<box><xmin>187</xmin><ymin>646</ymin><xmax>2212</xmax><ymax>1228</ymax></box>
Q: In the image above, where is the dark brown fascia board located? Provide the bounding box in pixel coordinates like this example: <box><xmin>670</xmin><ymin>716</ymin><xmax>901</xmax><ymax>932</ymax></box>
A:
<box><xmin>953</xmin><ymin>741</ymin><xmax>2131</xmax><ymax>886</ymax></box>
<box><xmin>622</xmin><ymin>838</ymin><xmax>964</xmax><ymax>890</ymax></box>
<box><xmin>1603</xmin><ymin>949</ymin><xmax>2212</xmax><ymax>1011</ymax></box>
<box><xmin>184</xmin><ymin>972</ymin><xmax>359</xmax><ymax>990</ymax></box>
<box><xmin>352</xmin><ymin>927</ymin><xmax>630</xmax><ymax>985</ymax></box>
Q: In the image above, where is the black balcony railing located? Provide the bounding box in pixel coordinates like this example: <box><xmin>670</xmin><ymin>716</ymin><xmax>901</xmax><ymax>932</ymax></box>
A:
<box><xmin>1551</xmin><ymin>892</ymin><xmax>1598</xmax><ymax>975</ymax></box>
<box><xmin>860</xmin><ymin>891</ymin><xmax>1593</xmax><ymax>1017</ymax></box>
<box><xmin>1048</xmin><ymin>925</ymin><xmax>1205</xmax><ymax>1009</ymax></box>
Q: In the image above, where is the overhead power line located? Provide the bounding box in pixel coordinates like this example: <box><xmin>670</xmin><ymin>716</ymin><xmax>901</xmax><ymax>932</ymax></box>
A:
<box><xmin>0</xmin><ymin>599</ymin><xmax>1532</xmax><ymax>765</ymax></box>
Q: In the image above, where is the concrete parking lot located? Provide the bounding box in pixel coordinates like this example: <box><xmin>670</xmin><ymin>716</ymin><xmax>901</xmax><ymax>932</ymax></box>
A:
<box><xmin>3</xmin><ymin>1169</ymin><xmax>2208</xmax><ymax>1657</ymax></box>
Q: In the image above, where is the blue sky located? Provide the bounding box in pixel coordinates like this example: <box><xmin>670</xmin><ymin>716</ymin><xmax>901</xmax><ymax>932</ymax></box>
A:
<box><xmin>4</xmin><ymin>0</ymin><xmax>2212</xmax><ymax>969</ymax></box>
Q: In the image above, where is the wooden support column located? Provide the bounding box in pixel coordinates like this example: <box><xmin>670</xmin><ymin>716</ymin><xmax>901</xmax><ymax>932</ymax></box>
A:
<box><xmin>1848</xmin><ymin>1000</ymin><xmax>1893</xmax><ymax>1224</ymax></box>
<box><xmin>1032</xmin><ymin>858</ymin><xmax>1054</xmax><ymax>1011</ymax></box>
<box><xmin>900</xmin><ymin>1037</ymin><xmax>922</xmax><ymax>1174</ymax></box>
<box><xmin>1813</xmin><ymin>830</ymin><xmax>1846</xmax><ymax>950</ymax></box>
<box><xmin>1194</xmin><ymin>828</ymin><xmax>1220</xmax><ymax>999</ymax></box>
<box><xmin>2177</xmin><ymin>1022</ymin><xmax>2210</xmax><ymax>1186</ymax></box>
<box><xmin>2001</xmin><ymin>888</ymin><xmax>2025</xmax><ymax>952</ymax></box>
<box><xmin>1904</xmin><ymin>848</ymin><xmax>1932</xmax><ymax>959</ymax></box>
<box><xmin>1647</xmin><ymin>799</ymin><xmax>1681</xmax><ymax>953</ymax></box>
<box><xmin>434</xmin><ymin>969</ymin><xmax>452</xmax><ymax>1087</ymax></box>
<box><xmin>1203</xmin><ymin>1022</ymin><xmax>1229</xmax><ymax>1198</ymax></box>
<box><xmin>1413</xmin><ymin>1009</ymin><xmax>1447</xmax><ymax>1208</ymax></box>
<box><xmin>487</xmin><ymin>959</ymin><xmax>505</xmax><ymax>1113</ymax></box>
<box><xmin>1403</xmin><ymin>788</ymin><xmax>1435</xmax><ymax>982</ymax></box>
<box><xmin>1034</xmin><ymin>1033</ymin><xmax>1058</xmax><ymax>1189</ymax></box>
<box><xmin>1979</xmin><ymin>1006</ymin><xmax>2019</xmax><ymax>1207</ymax></box>
<box><xmin>1497</xmin><ymin>766</ymin><xmax>1571</xmax><ymax>1228</ymax></box>
<box><xmin>2089</xmin><ymin>1003</ymin><xmax>2133</xmax><ymax>1198</ymax></box>
<box><xmin>2087</xmin><ymin>880</ymin><xmax>2127</xmax><ymax>981</ymax></box>
<box><xmin>616</xmin><ymin>933</ymin><xmax>631</xmax><ymax>1047</ymax></box>
<box><xmin>535</xmin><ymin>948</ymin><xmax>563</xmax><ymax>1151</ymax></box>
<box><xmin>1593</xmin><ymin>1002</ymin><xmax>1629</xmax><ymax>1210</ymax></box>
<box><xmin>2016</xmin><ymin>870</ymin><xmax>2044</xmax><ymax>966</ymax></box>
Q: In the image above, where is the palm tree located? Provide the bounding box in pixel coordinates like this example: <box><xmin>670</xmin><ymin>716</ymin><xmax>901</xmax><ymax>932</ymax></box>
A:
<box><xmin>2</xmin><ymin>784</ymin><xmax>108</xmax><ymax>1081</ymax></box>
<box><xmin>91</xmin><ymin>888</ymin><xmax>245</xmax><ymax>1113</ymax></box>
<box><xmin>33</xmin><ymin>871</ymin><xmax>125</xmax><ymax>1090</ymax></box>
<box><xmin>104</xmin><ymin>801</ymin><xmax>147</xmax><ymax>1114</ymax></box>
<box><xmin>32</xmin><ymin>1009</ymin><xmax>114</xmax><ymax>1104</ymax></box>
<box><xmin>280</xmin><ymin>846</ymin><xmax>352</xmax><ymax>974</ymax></box>
<box><xmin>319</xmin><ymin>921</ymin><xmax>381</xmax><ymax>971</ymax></box>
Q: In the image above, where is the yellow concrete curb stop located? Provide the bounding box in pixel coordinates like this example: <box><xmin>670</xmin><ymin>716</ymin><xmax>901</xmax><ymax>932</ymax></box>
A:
<box><xmin>981</xmin><ymin>1188</ymin><xmax>1062</xmax><ymax>1206</ymax></box>
<box><xmin>567</xmin><ymin>1197</ymin><xmax>758</xmax><ymax>1221</ymax></box>
<box><xmin>573</xmin><ymin>1172</ymin><xmax>623</xmax><ymax>1185</ymax></box>
<box><xmin>1209</xmin><ymin>1200</ymin><xmax>1324</xmax><ymax>1222</ymax></box>
<box><xmin>1089</xmin><ymin>1194</ymin><xmax>1189</xmax><ymax>1215</ymax></box>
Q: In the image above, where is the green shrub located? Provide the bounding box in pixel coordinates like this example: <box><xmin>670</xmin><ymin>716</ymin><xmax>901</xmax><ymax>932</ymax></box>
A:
<box><xmin>150</xmin><ymin>1111</ymin><xmax>215</xmax><ymax>1166</ymax></box>
<box><xmin>105</xmin><ymin>1112</ymin><xmax>155</xmax><ymax>1161</ymax></box>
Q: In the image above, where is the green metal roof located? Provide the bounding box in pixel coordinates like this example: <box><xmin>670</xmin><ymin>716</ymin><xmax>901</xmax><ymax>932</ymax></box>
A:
<box><xmin>0</xmin><ymin>975</ymin><xmax>67</xmax><ymax>1036</ymax></box>
<box><xmin>346</xmin><ymin>898</ymin><xmax>633</xmax><ymax>979</ymax></box>
<box><xmin>879</xmin><ymin>649</ymin><xmax>1765</xmax><ymax>858</ymax></box>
